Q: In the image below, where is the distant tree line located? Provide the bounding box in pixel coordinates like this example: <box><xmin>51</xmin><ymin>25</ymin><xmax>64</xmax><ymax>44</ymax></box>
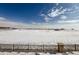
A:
<box><xmin>0</xmin><ymin>27</ymin><xmax>17</xmax><ymax>30</ymax></box>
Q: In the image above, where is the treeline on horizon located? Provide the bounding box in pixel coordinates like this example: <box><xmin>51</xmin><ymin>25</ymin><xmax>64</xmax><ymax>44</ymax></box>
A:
<box><xmin>0</xmin><ymin>26</ymin><xmax>75</xmax><ymax>31</ymax></box>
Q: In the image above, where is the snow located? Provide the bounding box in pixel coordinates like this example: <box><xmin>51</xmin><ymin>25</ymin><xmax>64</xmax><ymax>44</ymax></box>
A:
<box><xmin>72</xmin><ymin>51</ymin><xmax>79</xmax><ymax>55</ymax></box>
<box><xmin>0</xmin><ymin>52</ymin><xmax>18</xmax><ymax>55</ymax></box>
<box><xmin>0</xmin><ymin>52</ymin><xmax>60</xmax><ymax>55</ymax></box>
<box><xmin>0</xmin><ymin>51</ymin><xmax>79</xmax><ymax>55</ymax></box>
<box><xmin>0</xmin><ymin>52</ymin><xmax>52</xmax><ymax>55</ymax></box>
<box><xmin>0</xmin><ymin>29</ymin><xmax>78</xmax><ymax>44</ymax></box>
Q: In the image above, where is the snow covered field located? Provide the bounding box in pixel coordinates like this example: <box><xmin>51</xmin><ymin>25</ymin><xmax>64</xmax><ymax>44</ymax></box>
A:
<box><xmin>0</xmin><ymin>51</ymin><xmax>79</xmax><ymax>55</ymax></box>
<box><xmin>0</xmin><ymin>29</ymin><xmax>79</xmax><ymax>44</ymax></box>
<box><xmin>0</xmin><ymin>29</ymin><xmax>79</xmax><ymax>55</ymax></box>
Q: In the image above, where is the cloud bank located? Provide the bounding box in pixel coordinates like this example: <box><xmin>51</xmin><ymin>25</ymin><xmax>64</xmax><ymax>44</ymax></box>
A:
<box><xmin>40</xmin><ymin>4</ymin><xmax>79</xmax><ymax>29</ymax></box>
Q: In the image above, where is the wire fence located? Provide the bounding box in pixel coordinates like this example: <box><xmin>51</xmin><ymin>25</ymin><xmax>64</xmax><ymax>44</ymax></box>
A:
<box><xmin>0</xmin><ymin>44</ymin><xmax>79</xmax><ymax>53</ymax></box>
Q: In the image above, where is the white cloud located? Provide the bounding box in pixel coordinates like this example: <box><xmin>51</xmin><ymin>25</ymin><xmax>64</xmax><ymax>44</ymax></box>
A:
<box><xmin>40</xmin><ymin>4</ymin><xmax>79</xmax><ymax>29</ymax></box>
<box><xmin>74</xmin><ymin>5</ymin><xmax>79</xmax><ymax>9</ymax></box>
<box><xmin>58</xmin><ymin>20</ymin><xmax>79</xmax><ymax>24</ymax></box>
<box><xmin>31</xmin><ymin>22</ymin><xmax>37</xmax><ymax>25</ymax></box>
<box><xmin>40</xmin><ymin>6</ymin><xmax>68</xmax><ymax>23</ymax></box>
<box><xmin>60</xmin><ymin>15</ymin><xmax>67</xmax><ymax>19</ymax></box>
<box><xmin>67</xmin><ymin>5</ymin><xmax>79</xmax><ymax>14</ymax></box>
<box><xmin>48</xmin><ymin>7</ymin><xmax>67</xmax><ymax>18</ymax></box>
<box><xmin>0</xmin><ymin>17</ymin><xmax>7</xmax><ymax>21</ymax></box>
<box><xmin>40</xmin><ymin>14</ymin><xmax>45</xmax><ymax>17</ymax></box>
<box><xmin>44</xmin><ymin>16</ymin><xmax>51</xmax><ymax>22</ymax></box>
<box><xmin>41</xmin><ymin>14</ymin><xmax>51</xmax><ymax>22</ymax></box>
<box><xmin>0</xmin><ymin>17</ymin><xmax>31</xmax><ymax>28</ymax></box>
<box><xmin>46</xmin><ymin>5</ymin><xmax>79</xmax><ymax>18</ymax></box>
<box><xmin>56</xmin><ymin>3</ymin><xmax>59</xmax><ymax>6</ymax></box>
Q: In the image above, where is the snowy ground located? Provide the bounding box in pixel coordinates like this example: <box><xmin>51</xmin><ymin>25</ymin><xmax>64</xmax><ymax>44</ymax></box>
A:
<box><xmin>0</xmin><ymin>29</ymin><xmax>79</xmax><ymax>55</ymax></box>
<box><xmin>0</xmin><ymin>51</ymin><xmax>79</xmax><ymax>55</ymax></box>
<box><xmin>0</xmin><ymin>29</ymin><xmax>79</xmax><ymax>44</ymax></box>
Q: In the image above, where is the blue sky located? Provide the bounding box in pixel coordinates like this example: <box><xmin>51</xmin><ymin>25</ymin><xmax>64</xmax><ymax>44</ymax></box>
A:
<box><xmin>0</xmin><ymin>3</ymin><xmax>79</xmax><ymax>29</ymax></box>
<box><xmin>0</xmin><ymin>3</ymin><xmax>52</xmax><ymax>23</ymax></box>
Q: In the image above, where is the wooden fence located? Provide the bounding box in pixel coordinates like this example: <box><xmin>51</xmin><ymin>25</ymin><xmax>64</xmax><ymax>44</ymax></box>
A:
<box><xmin>0</xmin><ymin>44</ymin><xmax>79</xmax><ymax>53</ymax></box>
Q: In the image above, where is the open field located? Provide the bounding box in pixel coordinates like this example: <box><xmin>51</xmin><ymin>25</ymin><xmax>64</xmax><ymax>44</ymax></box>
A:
<box><xmin>0</xmin><ymin>29</ymin><xmax>79</xmax><ymax>44</ymax></box>
<box><xmin>0</xmin><ymin>29</ymin><xmax>79</xmax><ymax>54</ymax></box>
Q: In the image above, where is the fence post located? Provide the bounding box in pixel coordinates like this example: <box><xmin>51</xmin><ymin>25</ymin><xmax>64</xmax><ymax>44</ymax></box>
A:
<box><xmin>13</xmin><ymin>44</ymin><xmax>14</xmax><ymax>51</ymax></box>
<box><xmin>0</xmin><ymin>44</ymin><xmax>1</xmax><ymax>51</ymax></box>
<box><xmin>75</xmin><ymin>44</ymin><xmax>76</xmax><ymax>51</ymax></box>
<box><xmin>43</xmin><ymin>44</ymin><xmax>44</xmax><ymax>52</ymax></box>
<box><xmin>28</xmin><ymin>44</ymin><xmax>29</xmax><ymax>52</ymax></box>
<box><xmin>58</xmin><ymin>43</ymin><xmax>64</xmax><ymax>53</ymax></box>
